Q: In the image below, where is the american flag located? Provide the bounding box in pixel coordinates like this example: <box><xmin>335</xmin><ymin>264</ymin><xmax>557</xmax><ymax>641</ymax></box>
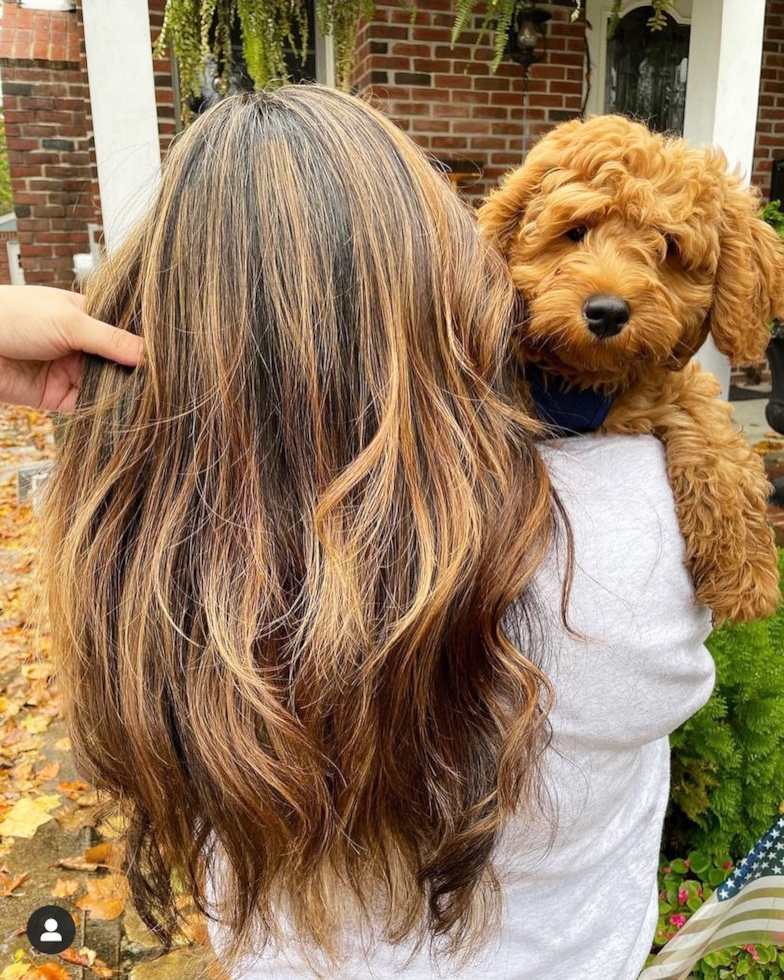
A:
<box><xmin>639</xmin><ymin>814</ymin><xmax>784</xmax><ymax>980</ymax></box>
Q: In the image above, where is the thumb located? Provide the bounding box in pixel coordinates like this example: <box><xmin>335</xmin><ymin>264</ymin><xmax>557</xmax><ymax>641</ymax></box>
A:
<box><xmin>70</xmin><ymin>313</ymin><xmax>145</xmax><ymax>367</ymax></box>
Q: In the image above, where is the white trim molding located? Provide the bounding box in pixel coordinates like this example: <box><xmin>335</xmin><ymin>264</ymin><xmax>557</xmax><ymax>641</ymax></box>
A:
<box><xmin>20</xmin><ymin>1</ymin><xmax>77</xmax><ymax>11</ymax></box>
<box><xmin>81</xmin><ymin>0</ymin><xmax>161</xmax><ymax>252</ymax></box>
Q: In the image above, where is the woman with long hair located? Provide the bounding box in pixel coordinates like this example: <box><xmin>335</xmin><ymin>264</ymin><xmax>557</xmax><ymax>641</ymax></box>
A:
<box><xmin>37</xmin><ymin>86</ymin><xmax>714</xmax><ymax>979</ymax></box>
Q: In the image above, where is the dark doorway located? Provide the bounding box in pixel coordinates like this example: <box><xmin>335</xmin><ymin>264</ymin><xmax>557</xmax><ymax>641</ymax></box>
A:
<box><xmin>605</xmin><ymin>6</ymin><xmax>690</xmax><ymax>135</ymax></box>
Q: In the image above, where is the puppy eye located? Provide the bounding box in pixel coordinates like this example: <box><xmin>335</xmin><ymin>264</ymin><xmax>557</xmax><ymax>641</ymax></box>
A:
<box><xmin>565</xmin><ymin>225</ymin><xmax>587</xmax><ymax>243</ymax></box>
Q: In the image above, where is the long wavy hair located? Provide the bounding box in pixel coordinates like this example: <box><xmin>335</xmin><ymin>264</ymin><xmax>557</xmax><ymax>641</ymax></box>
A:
<box><xmin>39</xmin><ymin>85</ymin><xmax>565</xmax><ymax>973</ymax></box>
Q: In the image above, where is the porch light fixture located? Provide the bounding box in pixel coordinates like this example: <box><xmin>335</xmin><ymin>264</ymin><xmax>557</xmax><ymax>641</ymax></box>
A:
<box><xmin>506</xmin><ymin>1</ymin><xmax>551</xmax><ymax>76</ymax></box>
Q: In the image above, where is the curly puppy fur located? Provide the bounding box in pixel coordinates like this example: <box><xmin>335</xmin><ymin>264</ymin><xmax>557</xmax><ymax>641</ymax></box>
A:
<box><xmin>478</xmin><ymin>114</ymin><xmax>784</xmax><ymax>624</ymax></box>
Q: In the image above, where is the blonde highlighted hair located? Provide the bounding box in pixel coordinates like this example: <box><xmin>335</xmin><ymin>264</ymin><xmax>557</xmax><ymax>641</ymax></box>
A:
<box><xmin>40</xmin><ymin>85</ymin><xmax>564</xmax><ymax>973</ymax></box>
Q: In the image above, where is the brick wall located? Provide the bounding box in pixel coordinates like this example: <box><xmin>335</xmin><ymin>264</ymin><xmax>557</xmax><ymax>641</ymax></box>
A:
<box><xmin>0</xmin><ymin>2</ymin><xmax>178</xmax><ymax>285</ymax></box>
<box><xmin>352</xmin><ymin>0</ymin><xmax>585</xmax><ymax>206</ymax></box>
<box><xmin>752</xmin><ymin>0</ymin><xmax>784</xmax><ymax>203</ymax></box>
<box><xmin>0</xmin><ymin>4</ymin><xmax>93</xmax><ymax>287</ymax></box>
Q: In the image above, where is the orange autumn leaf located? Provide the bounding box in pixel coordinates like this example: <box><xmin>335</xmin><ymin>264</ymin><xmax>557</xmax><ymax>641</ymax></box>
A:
<box><xmin>53</xmin><ymin>854</ymin><xmax>98</xmax><ymax>873</ymax></box>
<box><xmin>83</xmin><ymin>843</ymin><xmax>122</xmax><ymax>870</ymax></box>
<box><xmin>36</xmin><ymin>762</ymin><xmax>61</xmax><ymax>782</ymax></box>
<box><xmin>59</xmin><ymin>947</ymin><xmax>112</xmax><ymax>978</ymax></box>
<box><xmin>51</xmin><ymin>877</ymin><xmax>79</xmax><ymax>898</ymax></box>
<box><xmin>56</xmin><ymin>780</ymin><xmax>90</xmax><ymax>800</ymax></box>
<box><xmin>29</xmin><ymin>965</ymin><xmax>69</xmax><ymax>980</ymax></box>
<box><xmin>1</xmin><ymin>871</ymin><xmax>30</xmax><ymax>896</ymax></box>
<box><xmin>75</xmin><ymin>875</ymin><xmax>129</xmax><ymax>921</ymax></box>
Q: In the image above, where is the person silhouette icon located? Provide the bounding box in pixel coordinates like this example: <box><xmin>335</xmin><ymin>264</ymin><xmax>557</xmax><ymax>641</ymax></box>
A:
<box><xmin>40</xmin><ymin>918</ymin><xmax>62</xmax><ymax>942</ymax></box>
<box><xmin>26</xmin><ymin>904</ymin><xmax>75</xmax><ymax>954</ymax></box>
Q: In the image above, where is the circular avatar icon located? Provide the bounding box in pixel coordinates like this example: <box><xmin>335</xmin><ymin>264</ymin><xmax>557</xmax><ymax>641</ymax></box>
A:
<box><xmin>26</xmin><ymin>904</ymin><xmax>76</xmax><ymax>954</ymax></box>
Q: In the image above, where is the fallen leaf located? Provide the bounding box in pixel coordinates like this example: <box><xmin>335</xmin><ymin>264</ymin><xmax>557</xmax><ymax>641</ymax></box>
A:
<box><xmin>20</xmin><ymin>662</ymin><xmax>52</xmax><ymax>681</ymax></box>
<box><xmin>29</xmin><ymin>965</ymin><xmax>69</xmax><ymax>980</ymax></box>
<box><xmin>53</xmin><ymin>738</ymin><xmax>71</xmax><ymax>752</ymax></box>
<box><xmin>84</xmin><ymin>843</ymin><xmax>122</xmax><ymax>869</ymax></box>
<box><xmin>54</xmin><ymin>803</ymin><xmax>100</xmax><ymax>835</ymax></box>
<box><xmin>75</xmin><ymin>874</ymin><xmax>129</xmax><ymax>921</ymax></box>
<box><xmin>0</xmin><ymin>795</ymin><xmax>61</xmax><ymax>838</ymax></box>
<box><xmin>19</xmin><ymin>716</ymin><xmax>50</xmax><ymax>735</ymax></box>
<box><xmin>0</xmin><ymin>964</ymin><xmax>31</xmax><ymax>980</ymax></box>
<box><xmin>56</xmin><ymin>780</ymin><xmax>90</xmax><ymax>800</ymax></box>
<box><xmin>0</xmin><ymin>697</ymin><xmax>21</xmax><ymax>717</ymax></box>
<box><xmin>0</xmin><ymin>871</ymin><xmax>29</xmax><ymax>896</ymax></box>
<box><xmin>59</xmin><ymin>947</ymin><xmax>112</xmax><ymax>978</ymax></box>
<box><xmin>36</xmin><ymin>762</ymin><xmax>60</xmax><ymax>782</ymax></box>
<box><xmin>52</xmin><ymin>855</ymin><xmax>98</xmax><ymax>873</ymax></box>
<box><xmin>51</xmin><ymin>877</ymin><xmax>79</xmax><ymax>898</ymax></box>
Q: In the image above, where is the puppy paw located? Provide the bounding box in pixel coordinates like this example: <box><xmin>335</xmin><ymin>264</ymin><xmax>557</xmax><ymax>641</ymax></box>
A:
<box><xmin>695</xmin><ymin>551</ymin><xmax>781</xmax><ymax>626</ymax></box>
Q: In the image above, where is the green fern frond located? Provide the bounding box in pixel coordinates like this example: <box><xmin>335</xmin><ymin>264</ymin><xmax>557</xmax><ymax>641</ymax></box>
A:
<box><xmin>451</xmin><ymin>0</ymin><xmax>479</xmax><ymax>48</ymax></box>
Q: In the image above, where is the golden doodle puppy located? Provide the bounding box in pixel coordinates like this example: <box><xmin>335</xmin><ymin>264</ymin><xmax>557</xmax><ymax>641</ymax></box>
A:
<box><xmin>478</xmin><ymin>114</ymin><xmax>784</xmax><ymax>624</ymax></box>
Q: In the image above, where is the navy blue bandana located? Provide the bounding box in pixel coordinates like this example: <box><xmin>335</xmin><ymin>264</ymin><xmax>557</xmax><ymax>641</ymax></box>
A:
<box><xmin>525</xmin><ymin>362</ymin><xmax>618</xmax><ymax>437</ymax></box>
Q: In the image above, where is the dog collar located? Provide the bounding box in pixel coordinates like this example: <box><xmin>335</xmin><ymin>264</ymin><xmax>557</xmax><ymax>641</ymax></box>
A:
<box><xmin>524</xmin><ymin>362</ymin><xmax>618</xmax><ymax>436</ymax></box>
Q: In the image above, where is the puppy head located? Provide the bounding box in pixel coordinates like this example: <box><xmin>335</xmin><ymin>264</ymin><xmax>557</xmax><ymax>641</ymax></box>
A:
<box><xmin>478</xmin><ymin>115</ymin><xmax>784</xmax><ymax>388</ymax></box>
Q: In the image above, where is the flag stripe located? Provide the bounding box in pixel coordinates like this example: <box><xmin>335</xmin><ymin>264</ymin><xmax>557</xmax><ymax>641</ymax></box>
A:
<box><xmin>652</xmin><ymin>884</ymin><xmax>784</xmax><ymax>940</ymax></box>
<box><xmin>702</xmin><ymin>929</ymin><xmax>784</xmax><ymax>952</ymax></box>
<box><xmin>657</xmin><ymin>900</ymin><xmax>784</xmax><ymax>948</ymax></box>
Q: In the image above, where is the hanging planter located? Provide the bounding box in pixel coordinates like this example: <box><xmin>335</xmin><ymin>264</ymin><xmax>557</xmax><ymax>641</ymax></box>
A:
<box><xmin>156</xmin><ymin>0</ymin><xmax>376</xmax><ymax>109</ymax></box>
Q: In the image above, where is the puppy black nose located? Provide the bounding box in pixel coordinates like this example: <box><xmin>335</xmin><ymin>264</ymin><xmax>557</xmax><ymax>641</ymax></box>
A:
<box><xmin>583</xmin><ymin>294</ymin><xmax>630</xmax><ymax>339</ymax></box>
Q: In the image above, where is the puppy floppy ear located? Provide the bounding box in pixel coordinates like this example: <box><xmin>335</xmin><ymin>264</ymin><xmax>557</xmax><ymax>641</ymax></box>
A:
<box><xmin>478</xmin><ymin>117</ymin><xmax>585</xmax><ymax>258</ymax></box>
<box><xmin>709</xmin><ymin>174</ymin><xmax>784</xmax><ymax>363</ymax></box>
<box><xmin>477</xmin><ymin>167</ymin><xmax>543</xmax><ymax>258</ymax></box>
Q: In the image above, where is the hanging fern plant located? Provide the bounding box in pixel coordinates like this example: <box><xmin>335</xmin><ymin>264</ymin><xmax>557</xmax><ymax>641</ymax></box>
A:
<box><xmin>158</xmin><ymin>0</ymin><xmax>680</xmax><ymax>110</ymax></box>
<box><xmin>156</xmin><ymin>0</ymin><xmax>374</xmax><ymax>105</ymax></box>
<box><xmin>319</xmin><ymin>0</ymin><xmax>377</xmax><ymax>88</ymax></box>
<box><xmin>452</xmin><ymin>0</ymin><xmax>678</xmax><ymax>72</ymax></box>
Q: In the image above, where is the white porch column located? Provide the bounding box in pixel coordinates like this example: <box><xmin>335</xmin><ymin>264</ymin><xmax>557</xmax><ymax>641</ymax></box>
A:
<box><xmin>81</xmin><ymin>0</ymin><xmax>161</xmax><ymax>252</ymax></box>
<box><xmin>683</xmin><ymin>0</ymin><xmax>767</xmax><ymax>399</ymax></box>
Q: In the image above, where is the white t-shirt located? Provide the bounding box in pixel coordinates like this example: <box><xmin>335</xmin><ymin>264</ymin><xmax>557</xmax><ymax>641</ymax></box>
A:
<box><xmin>206</xmin><ymin>434</ymin><xmax>716</xmax><ymax>980</ymax></box>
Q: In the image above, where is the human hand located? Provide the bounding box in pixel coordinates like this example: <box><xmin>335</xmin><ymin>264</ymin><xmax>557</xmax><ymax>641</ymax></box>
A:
<box><xmin>0</xmin><ymin>285</ymin><xmax>143</xmax><ymax>411</ymax></box>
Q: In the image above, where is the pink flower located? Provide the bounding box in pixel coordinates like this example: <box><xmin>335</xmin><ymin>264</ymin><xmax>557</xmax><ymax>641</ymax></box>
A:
<box><xmin>697</xmin><ymin>888</ymin><xmax>703</xmax><ymax>898</ymax></box>
<box><xmin>742</xmin><ymin>944</ymin><xmax>760</xmax><ymax>962</ymax></box>
<box><xmin>662</xmin><ymin>865</ymin><xmax>672</xmax><ymax>874</ymax></box>
<box><xmin>683</xmin><ymin>859</ymin><xmax>691</xmax><ymax>869</ymax></box>
<box><xmin>670</xmin><ymin>914</ymin><xmax>687</xmax><ymax>929</ymax></box>
<box><xmin>678</xmin><ymin>888</ymin><xmax>688</xmax><ymax>904</ymax></box>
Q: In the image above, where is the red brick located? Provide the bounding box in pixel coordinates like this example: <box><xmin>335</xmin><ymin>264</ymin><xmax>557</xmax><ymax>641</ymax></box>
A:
<box><xmin>391</xmin><ymin>101</ymin><xmax>431</xmax><ymax>116</ymax></box>
<box><xmin>432</xmin><ymin>73</ymin><xmax>472</xmax><ymax>89</ymax></box>
<box><xmin>531</xmin><ymin>65</ymin><xmax>566</xmax><ymax>80</ymax></box>
<box><xmin>550</xmin><ymin>80</ymin><xmax>583</xmax><ymax>95</ymax></box>
<box><xmin>392</xmin><ymin>43</ymin><xmax>431</xmax><ymax>56</ymax></box>
<box><xmin>431</xmin><ymin>136</ymin><xmax>473</xmax><ymax>150</ymax></box>
<box><xmin>410</xmin><ymin>118</ymin><xmax>450</xmax><ymax>133</ymax></box>
<box><xmin>450</xmin><ymin>89</ymin><xmax>490</xmax><ymax>105</ymax></box>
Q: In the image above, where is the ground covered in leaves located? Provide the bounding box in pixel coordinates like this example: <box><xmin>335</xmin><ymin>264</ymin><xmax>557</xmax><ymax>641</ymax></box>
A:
<box><xmin>0</xmin><ymin>408</ymin><xmax>226</xmax><ymax>980</ymax></box>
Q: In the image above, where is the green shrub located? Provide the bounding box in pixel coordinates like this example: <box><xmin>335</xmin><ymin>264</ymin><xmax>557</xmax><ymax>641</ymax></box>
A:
<box><xmin>662</xmin><ymin>552</ymin><xmax>784</xmax><ymax>860</ymax></box>
<box><xmin>762</xmin><ymin>200</ymin><xmax>784</xmax><ymax>241</ymax></box>
<box><xmin>648</xmin><ymin>552</ymin><xmax>784</xmax><ymax>975</ymax></box>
